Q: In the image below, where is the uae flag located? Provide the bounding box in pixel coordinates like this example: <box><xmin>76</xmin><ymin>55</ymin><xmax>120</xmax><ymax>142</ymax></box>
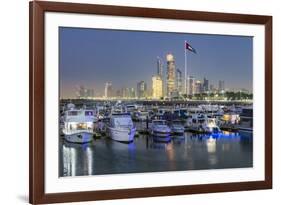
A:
<box><xmin>185</xmin><ymin>42</ymin><xmax>197</xmax><ymax>54</ymax></box>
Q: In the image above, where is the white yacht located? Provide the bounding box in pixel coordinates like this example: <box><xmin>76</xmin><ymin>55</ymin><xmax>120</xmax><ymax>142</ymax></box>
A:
<box><xmin>150</xmin><ymin>120</ymin><xmax>171</xmax><ymax>137</ymax></box>
<box><xmin>186</xmin><ymin>114</ymin><xmax>221</xmax><ymax>133</ymax></box>
<box><xmin>107</xmin><ymin>113</ymin><xmax>136</xmax><ymax>142</ymax></box>
<box><xmin>170</xmin><ymin>120</ymin><xmax>185</xmax><ymax>135</ymax></box>
<box><xmin>62</xmin><ymin>108</ymin><xmax>95</xmax><ymax>143</ymax></box>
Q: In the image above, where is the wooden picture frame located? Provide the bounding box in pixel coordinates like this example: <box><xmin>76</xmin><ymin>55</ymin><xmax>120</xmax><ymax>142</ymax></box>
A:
<box><xmin>29</xmin><ymin>1</ymin><xmax>272</xmax><ymax>204</ymax></box>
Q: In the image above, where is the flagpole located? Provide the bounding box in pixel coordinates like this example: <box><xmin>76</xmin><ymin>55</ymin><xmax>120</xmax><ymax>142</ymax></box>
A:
<box><xmin>184</xmin><ymin>40</ymin><xmax>187</xmax><ymax>95</ymax></box>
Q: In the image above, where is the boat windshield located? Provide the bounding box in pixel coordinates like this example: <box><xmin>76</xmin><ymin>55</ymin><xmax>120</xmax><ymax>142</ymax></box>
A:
<box><xmin>113</xmin><ymin>117</ymin><xmax>133</xmax><ymax>127</ymax></box>
<box><xmin>68</xmin><ymin>111</ymin><xmax>78</xmax><ymax>116</ymax></box>
<box><xmin>153</xmin><ymin>121</ymin><xmax>166</xmax><ymax>125</ymax></box>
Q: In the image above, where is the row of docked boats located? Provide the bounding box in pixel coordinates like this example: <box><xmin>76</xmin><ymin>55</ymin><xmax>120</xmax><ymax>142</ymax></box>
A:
<box><xmin>60</xmin><ymin>103</ymin><xmax>137</xmax><ymax>143</ymax></box>
<box><xmin>60</xmin><ymin>102</ymin><xmax>253</xmax><ymax>144</ymax></box>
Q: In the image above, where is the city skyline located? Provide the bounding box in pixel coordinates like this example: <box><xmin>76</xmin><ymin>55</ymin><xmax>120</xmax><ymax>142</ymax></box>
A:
<box><xmin>59</xmin><ymin>27</ymin><xmax>253</xmax><ymax>99</ymax></box>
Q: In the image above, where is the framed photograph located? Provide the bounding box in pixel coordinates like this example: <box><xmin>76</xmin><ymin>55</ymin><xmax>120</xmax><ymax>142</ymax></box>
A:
<box><xmin>29</xmin><ymin>1</ymin><xmax>272</xmax><ymax>204</ymax></box>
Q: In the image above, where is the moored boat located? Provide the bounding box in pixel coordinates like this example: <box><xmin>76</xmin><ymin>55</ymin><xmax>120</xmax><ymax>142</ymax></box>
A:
<box><xmin>107</xmin><ymin>113</ymin><xmax>136</xmax><ymax>143</ymax></box>
<box><xmin>186</xmin><ymin>113</ymin><xmax>221</xmax><ymax>134</ymax></box>
<box><xmin>150</xmin><ymin>120</ymin><xmax>171</xmax><ymax>137</ymax></box>
<box><xmin>62</xmin><ymin>108</ymin><xmax>95</xmax><ymax>143</ymax></box>
<box><xmin>169</xmin><ymin>120</ymin><xmax>185</xmax><ymax>135</ymax></box>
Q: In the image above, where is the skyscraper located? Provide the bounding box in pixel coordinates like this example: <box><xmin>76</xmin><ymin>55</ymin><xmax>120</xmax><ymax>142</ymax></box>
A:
<box><xmin>195</xmin><ymin>80</ymin><xmax>203</xmax><ymax>94</ymax></box>
<box><xmin>76</xmin><ymin>85</ymin><xmax>85</xmax><ymax>99</ymax></box>
<box><xmin>176</xmin><ymin>69</ymin><xmax>183</xmax><ymax>93</ymax></box>
<box><xmin>166</xmin><ymin>53</ymin><xmax>176</xmax><ymax>97</ymax></box>
<box><xmin>76</xmin><ymin>86</ymin><xmax>94</xmax><ymax>99</ymax></box>
<box><xmin>137</xmin><ymin>81</ymin><xmax>147</xmax><ymax>99</ymax></box>
<box><xmin>188</xmin><ymin>76</ymin><xmax>195</xmax><ymax>95</ymax></box>
<box><xmin>86</xmin><ymin>88</ymin><xmax>95</xmax><ymax>98</ymax></box>
<box><xmin>152</xmin><ymin>75</ymin><xmax>163</xmax><ymax>99</ymax></box>
<box><xmin>219</xmin><ymin>80</ymin><xmax>225</xmax><ymax>92</ymax></box>
<box><xmin>129</xmin><ymin>87</ymin><xmax>136</xmax><ymax>98</ymax></box>
<box><xmin>203</xmin><ymin>77</ymin><xmax>209</xmax><ymax>92</ymax></box>
<box><xmin>104</xmin><ymin>82</ymin><xmax>113</xmax><ymax>98</ymax></box>
<box><xmin>115</xmin><ymin>89</ymin><xmax>122</xmax><ymax>98</ymax></box>
<box><xmin>210</xmin><ymin>84</ymin><xmax>215</xmax><ymax>92</ymax></box>
<box><xmin>157</xmin><ymin>57</ymin><xmax>163</xmax><ymax>78</ymax></box>
<box><xmin>121</xmin><ymin>87</ymin><xmax>127</xmax><ymax>98</ymax></box>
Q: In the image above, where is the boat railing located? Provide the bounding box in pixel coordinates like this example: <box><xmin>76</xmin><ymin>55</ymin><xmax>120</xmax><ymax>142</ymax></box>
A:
<box><xmin>63</xmin><ymin>129</ymin><xmax>93</xmax><ymax>134</ymax></box>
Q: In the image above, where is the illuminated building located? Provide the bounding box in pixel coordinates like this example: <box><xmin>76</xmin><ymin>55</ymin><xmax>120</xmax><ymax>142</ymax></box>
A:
<box><xmin>194</xmin><ymin>80</ymin><xmax>203</xmax><ymax>94</ymax></box>
<box><xmin>157</xmin><ymin>56</ymin><xmax>163</xmax><ymax>78</ymax></box>
<box><xmin>203</xmin><ymin>77</ymin><xmax>209</xmax><ymax>92</ymax></box>
<box><xmin>122</xmin><ymin>87</ymin><xmax>136</xmax><ymax>99</ymax></box>
<box><xmin>176</xmin><ymin>69</ymin><xmax>183</xmax><ymax>93</ymax></box>
<box><xmin>76</xmin><ymin>86</ymin><xmax>94</xmax><ymax>99</ymax></box>
<box><xmin>166</xmin><ymin>53</ymin><xmax>176</xmax><ymax>97</ymax></box>
<box><xmin>129</xmin><ymin>87</ymin><xmax>136</xmax><ymax>98</ymax></box>
<box><xmin>188</xmin><ymin>76</ymin><xmax>195</xmax><ymax>95</ymax></box>
<box><xmin>104</xmin><ymin>82</ymin><xmax>113</xmax><ymax>98</ymax></box>
<box><xmin>137</xmin><ymin>81</ymin><xmax>147</xmax><ymax>99</ymax></box>
<box><xmin>152</xmin><ymin>75</ymin><xmax>163</xmax><ymax>99</ymax></box>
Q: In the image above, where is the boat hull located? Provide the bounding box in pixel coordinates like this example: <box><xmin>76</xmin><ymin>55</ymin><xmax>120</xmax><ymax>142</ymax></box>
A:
<box><xmin>171</xmin><ymin>128</ymin><xmax>185</xmax><ymax>135</ymax></box>
<box><xmin>108</xmin><ymin>127</ymin><xmax>136</xmax><ymax>142</ymax></box>
<box><xmin>238</xmin><ymin>128</ymin><xmax>253</xmax><ymax>137</ymax></box>
<box><xmin>151</xmin><ymin>130</ymin><xmax>171</xmax><ymax>137</ymax></box>
<box><xmin>64</xmin><ymin>131</ymin><xmax>93</xmax><ymax>143</ymax></box>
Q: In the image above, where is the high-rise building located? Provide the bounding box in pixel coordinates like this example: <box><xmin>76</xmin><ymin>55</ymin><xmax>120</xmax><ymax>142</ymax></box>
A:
<box><xmin>203</xmin><ymin>77</ymin><xmax>209</xmax><ymax>92</ymax></box>
<box><xmin>137</xmin><ymin>81</ymin><xmax>147</xmax><ymax>99</ymax></box>
<box><xmin>166</xmin><ymin>53</ymin><xmax>176</xmax><ymax>97</ymax></box>
<box><xmin>76</xmin><ymin>86</ymin><xmax>94</xmax><ymax>99</ymax></box>
<box><xmin>121</xmin><ymin>88</ymin><xmax>127</xmax><ymax>98</ymax></box>
<box><xmin>210</xmin><ymin>84</ymin><xmax>215</xmax><ymax>92</ymax></box>
<box><xmin>115</xmin><ymin>89</ymin><xmax>122</xmax><ymax>98</ymax></box>
<box><xmin>129</xmin><ymin>87</ymin><xmax>136</xmax><ymax>98</ymax></box>
<box><xmin>176</xmin><ymin>69</ymin><xmax>183</xmax><ymax>93</ymax></box>
<box><xmin>157</xmin><ymin>57</ymin><xmax>163</xmax><ymax>78</ymax></box>
<box><xmin>195</xmin><ymin>80</ymin><xmax>203</xmax><ymax>94</ymax></box>
<box><xmin>123</xmin><ymin>87</ymin><xmax>136</xmax><ymax>98</ymax></box>
<box><xmin>188</xmin><ymin>76</ymin><xmax>195</xmax><ymax>95</ymax></box>
<box><xmin>218</xmin><ymin>80</ymin><xmax>225</xmax><ymax>92</ymax></box>
<box><xmin>152</xmin><ymin>75</ymin><xmax>163</xmax><ymax>99</ymax></box>
<box><xmin>104</xmin><ymin>82</ymin><xmax>113</xmax><ymax>98</ymax></box>
<box><xmin>126</xmin><ymin>88</ymin><xmax>130</xmax><ymax>98</ymax></box>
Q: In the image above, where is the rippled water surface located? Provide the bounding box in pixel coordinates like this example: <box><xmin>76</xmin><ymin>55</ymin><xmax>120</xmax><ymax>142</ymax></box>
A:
<box><xmin>59</xmin><ymin>128</ymin><xmax>253</xmax><ymax>177</ymax></box>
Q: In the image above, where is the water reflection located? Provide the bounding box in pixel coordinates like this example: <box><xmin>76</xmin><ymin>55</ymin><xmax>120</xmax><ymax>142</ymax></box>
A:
<box><xmin>59</xmin><ymin>131</ymin><xmax>253</xmax><ymax>177</ymax></box>
<box><xmin>206</xmin><ymin>137</ymin><xmax>216</xmax><ymax>153</ymax></box>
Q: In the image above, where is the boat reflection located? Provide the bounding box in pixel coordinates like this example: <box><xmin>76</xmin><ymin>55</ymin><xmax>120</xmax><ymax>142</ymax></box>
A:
<box><xmin>60</xmin><ymin>130</ymin><xmax>253</xmax><ymax>177</ymax></box>
<box><xmin>61</xmin><ymin>141</ymin><xmax>94</xmax><ymax>177</ymax></box>
<box><xmin>206</xmin><ymin>137</ymin><xmax>216</xmax><ymax>153</ymax></box>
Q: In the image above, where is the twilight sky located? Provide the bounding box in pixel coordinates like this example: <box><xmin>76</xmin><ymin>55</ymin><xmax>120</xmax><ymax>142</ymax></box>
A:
<box><xmin>59</xmin><ymin>27</ymin><xmax>253</xmax><ymax>99</ymax></box>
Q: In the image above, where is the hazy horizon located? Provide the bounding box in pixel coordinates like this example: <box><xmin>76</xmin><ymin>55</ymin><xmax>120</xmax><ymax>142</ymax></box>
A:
<box><xmin>59</xmin><ymin>27</ymin><xmax>253</xmax><ymax>99</ymax></box>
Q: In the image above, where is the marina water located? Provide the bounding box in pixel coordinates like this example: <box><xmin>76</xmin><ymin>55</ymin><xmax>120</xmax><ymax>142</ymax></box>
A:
<box><xmin>59</xmin><ymin>126</ymin><xmax>252</xmax><ymax>177</ymax></box>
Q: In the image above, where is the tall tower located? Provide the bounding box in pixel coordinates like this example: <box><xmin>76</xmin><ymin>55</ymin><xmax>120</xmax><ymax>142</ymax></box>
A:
<box><xmin>176</xmin><ymin>69</ymin><xmax>183</xmax><ymax>93</ymax></box>
<box><xmin>195</xmin><ymin>80</ymin><xmax>203</xmax><ymax>94</ymax></box>
<box><xmin>166</xmin><ymin>53</ymin><xmax>176</xmax><ymax>97</ymax></box>
<box><xmin>137</xmin><ymin>81</ymin><xmax>147</xmax><ymax>99</ymax></box>
<box><xmin>219</xmin><ymin>80</ymin><xmax>225</xmax><ymax>93</ymax></box>
<box><xmin>157</xmin><ymin>57</ymin><xmax>163</xmax><ymax>78</ymax></box>
<box><xmin>188</xmin><ymin>76</ymin><xmax>195</xmax><ymax>95</ymax></box>
<box><xmin>152</xmin><ymin>75</ymin><xmax>163</xmax><ymax>99</ymax></box>
<box><xmin>203</xmin><ymin>77</ymin><xmax>209</xmax><ymax>92</ymax></box>
<box><xmin>104</xmin><ymin>82</ymin><xmax>112</xmax><ymax>99</ymax></box>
